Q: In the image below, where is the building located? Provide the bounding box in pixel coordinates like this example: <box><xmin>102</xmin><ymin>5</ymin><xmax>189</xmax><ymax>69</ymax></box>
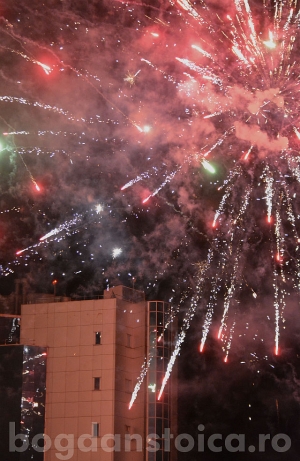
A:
<box><xmin>0</xmin><ymin>344</ymin><xmax>47</xmax><ymax>461</ymax></box>
<box><xmin>3</xmin><ymin>285</ymin><xmax>177</xmax><ymax>461</ymax></box>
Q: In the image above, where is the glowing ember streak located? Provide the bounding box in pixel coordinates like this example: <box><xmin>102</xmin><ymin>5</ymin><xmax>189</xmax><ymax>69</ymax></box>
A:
<box><xmin>39</xmin><ymin>216</ymin><xmax>81</xmax><ymax>241</ymax></box>
<box><xmin>264</xmin><ymin>167</ymin><xmax>274</xmax><ymax>225</ymax></box>
<box><xmin>191</xmin><ymin>44</ymin><xmax>213</xmax><ymax>60</ymax></box>
<box><xmin>121</xmin><ymin>171</ymin><xmax>151</xmax><ymax>191</ymax></box>
<box><xmin>142</xmin><ymin>168</ymin><xmax>181</xmax><ymax>203</ymax></box>
<box><xmin>177</xmin><ymin>0</ymin><xmax>199</xmax><ymax>18</ymax></box>
<box><xmin>129</xmin><ymin>306</ymin><xmax>178</xmax><ymax>409</ymax></box>
<box><xmin>294</xmin><ymin>127</ymin><xmax>300</xmax><ymax>140</ymax></box>
<box><xmin>263</xmin><ymin>31</ymin><xmax>276</xmax><ymax>49</ymax></box>
<box><xmin>36</xmin><ymin>61</ymin><xmax>52</xmax><ymax>75</ymax></box>
<box><xmin>157</xmin><ymin>259</ymin><xmax>209</xmax><ymax>400</ymax></box>
<box><xmin>202</xmin><ymin>159</ymin><xmax>216</xmax><ymax>174</ymax></box>
<box><xmin>135</xmin><ymin>124</ymin><xmax>144</xmax><ymax>133</ymax></box>
<box><xmin>129</xmin><ymin>356</ymin><xmax>153</xmax><ymax>409</ymax></box>
<box><xmin>243</xmin><ymin>146</ymin><xmax>253</xmax><ymax>161</ymax></box>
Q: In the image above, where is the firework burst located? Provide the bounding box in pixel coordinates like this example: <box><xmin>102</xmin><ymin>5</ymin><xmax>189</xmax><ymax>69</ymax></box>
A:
<box><xmin>1</xmin><ymin>0</ymin><xmax>300</xmax><ymax>400</ymax></box>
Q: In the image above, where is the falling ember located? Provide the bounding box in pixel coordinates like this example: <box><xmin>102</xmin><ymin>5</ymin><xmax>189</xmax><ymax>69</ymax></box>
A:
<box><xmin>191</xmin><ymin>44</ymin><xmax>213</xmax><ymax>60</ymax></box>
<box><xmin>202</xmin><ymin>159</ymin><xmax>216</xmax><ymax>174</ymax></box>
<box><xmin>39</xmin><ymin>216</ymin><xmax>82</xmax><ymax>241</ymax></box>
<box><xmin>157</xmin><ymin>264</ymin><xmax>208</xmax><ymax>400</ymax></box>
<box><xmin>243</xmin><ymin>146</ymin><xmax>253</xmax><ymax>161</ymax></box>
<box><xmin>37</xmin><ymin>62</ymin><xmax>52</xmax><ymax>75</ymax></box>
<box><xmin>263</xmin><ymin>30</ymin><xmax>276</xmax><ymax>49</ymax></box>
<box><xmin>134</xmin><ymin>124</ymin><xmax>144</xmax><ymax>133</ymax></box>
<box><xmin>129</xmin><ymin>308</ymin><xmax>178</xmax><ymax>409</ymax></box>
<box><xmin>293</xmin><ymin>127</ymin><xmax>300</xmax><ymax>140</ymax></box>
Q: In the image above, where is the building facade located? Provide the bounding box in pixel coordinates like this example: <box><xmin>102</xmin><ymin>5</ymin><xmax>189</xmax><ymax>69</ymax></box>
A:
<box><xmin>17</xmin><ymin>286</ymin><xmax>177</xmax><ymax>461</ymax></box>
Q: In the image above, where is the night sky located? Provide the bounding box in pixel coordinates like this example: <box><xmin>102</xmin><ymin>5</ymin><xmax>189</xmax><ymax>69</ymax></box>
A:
<box><xmin>1</xmin><ymin>0</ymin><xmax>300</xmax><ymax>458</ymax></box>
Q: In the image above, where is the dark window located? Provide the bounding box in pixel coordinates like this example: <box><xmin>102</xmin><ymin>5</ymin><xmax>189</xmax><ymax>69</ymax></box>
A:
<box><xmin>157</xmin><ymin>302</ymin><xmax>164</xmax><ymax>312</ymax></box>
<box><xmin>94</xmin><ymin>377</ymin><xmax>101</xmax><ymax>390</ymax></box>
<box><xmin>92</xmin><ymin>423</ymin><xmax>99</xmax><ymax>437</ymax></box>
<box><xmin>157</xmin><ymin>312</ymin><xmax>163</xmax><ymax>326</ymax></box>
<box><xmin>150</xmin><ymin>302</ymin><xmax>157</xmax><ymax>311</ymax></box>
<box><xmin>150</xmin><ymin>312</ymin><xmax>156</xmax><ymax>326</ymax></box>
<box><xmin>95</xmin><ymin>332</ymin><xmax>101</xmax><ymax>345</ymax></box>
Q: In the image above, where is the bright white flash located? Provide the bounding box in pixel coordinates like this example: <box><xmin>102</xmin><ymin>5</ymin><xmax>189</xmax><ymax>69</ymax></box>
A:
<box><xmin>112</xmin><ymin>248</ymin><xmax>122</xmax><ymax>258</ymax></box>
<box><xmin>263</xmin><ymin>31</ymin><xmax>276</xmax><ymax>49</ymax></box>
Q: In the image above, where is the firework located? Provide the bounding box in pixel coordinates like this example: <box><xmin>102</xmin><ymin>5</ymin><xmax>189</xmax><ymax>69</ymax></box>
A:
<box><xmin>1</xmin><ymin>0</ymin><xmax>300</xmax><ymax>386</ymax></box>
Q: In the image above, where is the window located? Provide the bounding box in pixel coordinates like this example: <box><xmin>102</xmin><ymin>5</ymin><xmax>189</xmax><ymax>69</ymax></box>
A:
<box><xmin>92</xmin><ymin>422</ymin><xmax>99</xmax><ymax>438</ymax></box>
<box><xmin>95</xmin><ymin>332</ymin><xmax>101</xmax><ymax>345</ymax></box>
<box><xmin>127</xmin><ymin>334</ymin><xmax>132</xmax><ymax>348</ymax></box>
<box><xmin>94</xmin><ymin>377</ymin><xmax>101</xmax><ymax>390</ymax></box>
